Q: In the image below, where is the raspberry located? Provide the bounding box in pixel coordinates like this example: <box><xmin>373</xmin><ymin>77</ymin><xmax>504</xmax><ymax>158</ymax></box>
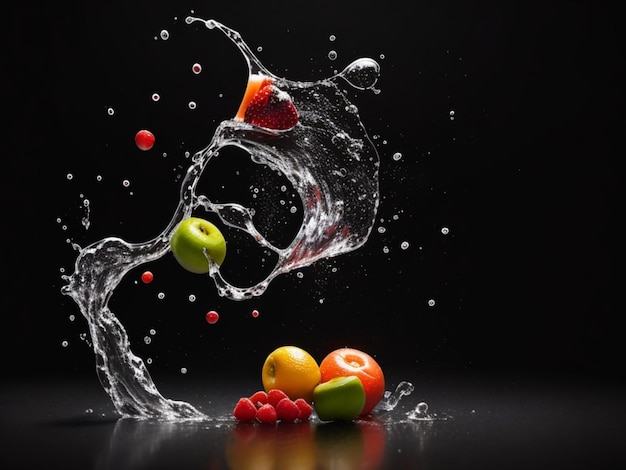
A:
<box><xmin>233</xmin><ymin>397</ymin><xmax>257</xmax><ymax>422</ymax></box>
<box><xmin>249</xmin><ymin>390</ymin><xmax>268</xmax><ymax>408</ymax></box>
<box><xmin>275</xmin><ymin>398</ymin><xmax>300</xmax><ymax>423</ymax></box>
<box><xmin>267</xmin><ymin>389</ymin><xmax>289</xmax><ymax>407</ymax></box>
<box><xmin>256</xmin><ymin>403</ymin><xmax>277</xmax><ymax>424</ymax></box>
<box><xmin>294</xmin><ymin>398</ymin><xmax>313</xmax><ymax>420</ymax></box>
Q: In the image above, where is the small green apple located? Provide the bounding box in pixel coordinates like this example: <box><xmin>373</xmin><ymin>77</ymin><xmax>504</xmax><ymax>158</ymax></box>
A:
<box><xmin>170</xmin><ymin>217</ymin><xmax>226</xmax><ymax>273</ymax></box>
<box><xmin>313</xmin><ymin>376</ymin><xmax>366</xmax><ymax>422</ymax></box>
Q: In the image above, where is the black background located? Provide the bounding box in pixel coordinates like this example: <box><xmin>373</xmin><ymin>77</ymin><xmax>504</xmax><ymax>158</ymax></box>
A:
<box><xmin>2</xmin><ymin>0</ymin><xmax>622</xmax><ymax>388</ymax></box>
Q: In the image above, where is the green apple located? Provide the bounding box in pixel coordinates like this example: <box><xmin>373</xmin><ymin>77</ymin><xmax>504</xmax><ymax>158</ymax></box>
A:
<box><xmin>313</xmin><ymin>376</ymin><xmax>366</xmax><ymax>422</ymax></box>
<box><xmin>170</xmin><ymin>217</ymin><xmax>226</xmax><ymax>273</ymax></box>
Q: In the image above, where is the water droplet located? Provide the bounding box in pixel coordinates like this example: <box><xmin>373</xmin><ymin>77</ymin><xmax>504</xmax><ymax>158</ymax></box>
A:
<box><xmin>328</xmin><ymin>50</ymin><xmax>337</xmax><ymax>60</ymax></box>
<box><xmin>441</xmin><ymin>227</ymin><xmax>449</xmax><ymax>235</ymax></box>
<box><xmin>428</xmin><ymin>299</ymin><xmax>436</xmax><ymax>307</ymax></box>
<box><xmin>106</xmin><ymin>107</ymin><xmax>115</xmax><ymax>116</ymax></box>
<box><xmin>149</xmin><ymin>329</ymin><xmax>156</xmax><ymax>335</ymax></box>
<box><xmin>144</xmin><ymin>336</ymin><xmax>151</xmax><ymax>345</ymax></box>
<box><xmin>400</xmin><ymin>241</ymin><xmax>409</xmax><ymax>250</ymax></box>
<box><xmin>66</xmin><ymin>173</ymin><xmax>73</xmax><ymax>181</ymax></box>
<box><xmin>329</xmin><ymin>34</ymin><xmax>336</xmax><ymax>41</ymax></box>
<box><xmin>192</xmin><ymin>63</ymin><xmax>202</xmax><ymax>74</ymax></box>
<box><xmin>61</xmin><ymin>340</ymin><xmax>69</xmax><ymax>348</ymax></box>
<box><xmin>252</xmin><ymin>309</ymin><xmax>260</xmax><ymax>318</ymax></box>
<box><xmin>152</xmin><ymin>93</ymin><xmax>160</xmax><ymax>101</ymax></box>
<box><xmin>338</xmin><ymin>58</ymin><xmax>380</xmax><ymax>90</ymax></box>
<box><xmin>122</xmin><ymin>179</ymin><xmax>130</xmax><ymax>188</ymax></box>
<box><xmin>157</xmin><ymin>292</ymin><xmax>165</xmax><ymax>300</ymax></box>
<box><xmin>188</xmin><ymin>294</ymin><xmax>196</xmax><ymax>302</ymax></box>
<box><xmin>188</xmin><ymin>101</ymin><xmax>197</xmax><ymax>110</ymax></box>
<box><xmin>160</xmin><ymin>30</ymin><xmax>169</xmax><ymax>40</ymax></box>
<box><xmin>392</xmin><ymin>152</ymin><xmax>402</xmax><ymax>161</ymax></box>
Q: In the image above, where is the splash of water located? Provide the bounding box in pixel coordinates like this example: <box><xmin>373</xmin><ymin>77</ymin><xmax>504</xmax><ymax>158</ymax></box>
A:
<box><xmin>377</xmin><ymin>381</ymin><xmax>415</xmax><ymax>411</ymax></box>
<box><xmin>62</xmin><ymin>18</ymin><xmax>381</xmax><ymax>419</ymax></box>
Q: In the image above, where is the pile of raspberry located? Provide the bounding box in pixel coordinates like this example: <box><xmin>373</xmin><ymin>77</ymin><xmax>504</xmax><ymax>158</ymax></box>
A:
<box><xmin>233</xmin><ymin>389</ymin><xmax>313</xmax><ymax>424</ymax></box>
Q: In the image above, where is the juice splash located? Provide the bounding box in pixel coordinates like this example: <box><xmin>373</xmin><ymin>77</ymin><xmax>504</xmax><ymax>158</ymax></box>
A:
<box><xmin>62</xmin><ymin>17</ymin><xmax>382</xmax><ymax>419</ymax></box>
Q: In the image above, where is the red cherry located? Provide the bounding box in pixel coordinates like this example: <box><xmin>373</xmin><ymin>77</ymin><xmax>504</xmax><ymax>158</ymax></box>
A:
<box><xmin>135</xmin><ymin>129</ymin><xmax>155</xmax><ymax>151</ymax></box>
<box><xmin>206</xmin><ymin>310</ymin><xmax>219</xmax><ymax>324</ymax></box>
<box><xmin>141</xmin><ymin>271</ymin><xmax>154</xmax><ymax>284</ymax></box>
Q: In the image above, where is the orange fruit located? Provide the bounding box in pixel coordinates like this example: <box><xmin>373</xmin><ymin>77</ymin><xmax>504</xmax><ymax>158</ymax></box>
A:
<box><xmin>234</xmin><ymin>74</ymin><xmax>273</xmax><ymax>121</ymax></box>
<box><xmin>262</xmin><ymin>345</ymin><xmax>321</xmax><ymax>403</ymax></box>
<box><xmin>319</xmin><ymin>347</ymin><xmax>385</xmax><ymax>416</ymax></box>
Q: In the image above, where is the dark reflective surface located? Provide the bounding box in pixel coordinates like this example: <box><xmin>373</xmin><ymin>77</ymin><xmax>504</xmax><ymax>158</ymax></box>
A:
<box><xmin>2</xmin><ymin>373</ymin><xmax>624</xmax><ymax>469</ymax></box>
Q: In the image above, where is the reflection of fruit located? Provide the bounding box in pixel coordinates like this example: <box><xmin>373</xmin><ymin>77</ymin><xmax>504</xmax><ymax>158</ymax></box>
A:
<box><xmin>225</xmin><ymin>422</ymin><xmax>317</xmax><ymax>470</ymax></box>
<box><xmin>319</xmin><ymin>348</ymin><xmax>385</xmax><ymax>416</ymax></box>
<box><xmin>315</xmin><ymin>421</ymin><xmax>364</xmax><ymax>469</ymax></box>
<box><xmin>262</xmin><ymin>346</ymin><xmax>321</xmax><ymax>403</ymax></box>
<box><xmin>359</xmin><ymin>418</ymin><xmax>387</xmax><ymax>470</ymax></box>
<box><xmin>170</xmin><ymin>217</ymin><xmax>226</xmax><ymax>273</ymax></box>
<box><xmin>234</xmin><ymin>74</ymin><xmax>299</xmax><ymax>130</ymax></box>
<box><xmin>313</xmin><ymin>376</ymin><xmax>366</xmax><ymax>421</ymax></box>
<box><xmin>315</xmin><ymin>419</ymin><xmax>386</xmax><ymax>470</ymax></box>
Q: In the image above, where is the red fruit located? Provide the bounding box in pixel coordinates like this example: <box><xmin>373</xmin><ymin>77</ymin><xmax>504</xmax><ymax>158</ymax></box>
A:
<box><xmin>233</xmin><ymin>397</ymin><xmax>257</xmax><ymax>422</ymax></box>
<box><xmin>135</xmin><ymin>129</ymin><xmax>155</xmax><ymax>151</ymax></box>
<box><xmin>294</xmin><ymin>398</ymin><xmax>313</xmax><ymax>420</ymax></box>
<box><xmin>249</xmin><ymin>390</ymin><xmax>268</xmax><ymax>408</ymax></box>
<box><xmin>275</xmin><ymin>398</ymin><xmax>300</xmax><ymax>423</ymax></box>
<box><xmin>267</xmin><ymin>389</ymin><xmax>289</xmax><ymax>408</ymax></box>
<box><xmin>256</xmin><ymin>404</ymin><xmax>277</xmax><ymax>424</ymax></box>
<box><xmin>243</xmin><ymin>83</ymin><xmax>298</xmax><ymax>130</ymax></box>
<box><xmin>319</xmin><ymin>347</ymin><xmax>385</xmax><ymax>416</ymax></box>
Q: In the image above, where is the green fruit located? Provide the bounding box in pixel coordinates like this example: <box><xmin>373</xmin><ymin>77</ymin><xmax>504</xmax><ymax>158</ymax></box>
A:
<box><xmin>313</xmin><ymin>376</ymin><xmax>366</xmax><ymax>422</ymax></box>
<box><xmin>170</xmin><ymin>217</ymin><xmax>226</xmax><ymax>273</ymax></box>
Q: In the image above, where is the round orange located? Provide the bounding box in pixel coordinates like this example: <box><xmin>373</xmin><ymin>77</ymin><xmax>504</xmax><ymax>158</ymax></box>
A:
<box><xmin>261</xmin><ymin>345</ymin><xmax>321</xmax><ymax>403</ymax></box>
<box><xmin>319</xmin><ymin>347</ymin><xmax>385</xmax><ymax>416</ymax></box>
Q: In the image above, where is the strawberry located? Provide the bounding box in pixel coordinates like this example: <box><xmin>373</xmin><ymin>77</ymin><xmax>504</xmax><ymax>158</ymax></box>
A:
<box><xmin>243</xmin><ymin>83</ymin><xmax>298</xmax><ymax>130</ymax></box>
<box><xmin>275</xmin><ymin>398</ymin><xmax>300</xmax><ymax>423</ymax></box>
<box><xmin>249</xmin><ymin>390</ymin><xmax>268</xmax><ymax>408</ymax></box>
<box><xmin>256</xmin><ymin>403</ymin><xmax>277</xmax><ymax>424</ymax></box>
<box><xmin>233</xmin><ymin>397</ymin><xmax>257</xmax><ymax>422</ymax></box>
<box><xmin>294</xmin><ymin>398</ymin><xmax>313</xmax><ymax>420</ymax></box>
<box><xmin>267</xmin><ymin>389</ymin><xmax>290</xmax><ymax>408</ymax></box>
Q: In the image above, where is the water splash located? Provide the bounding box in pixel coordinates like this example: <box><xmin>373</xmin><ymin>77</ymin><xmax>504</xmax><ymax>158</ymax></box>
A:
<box><xmin>377</xmin><ymin>381</ymin><xmax>415</xmax><ymax>412</ymax></box>
<box><xmin>62</xmin><ymin>18</ymin><xmax>382</xmax><ymax>419</ymax></box>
